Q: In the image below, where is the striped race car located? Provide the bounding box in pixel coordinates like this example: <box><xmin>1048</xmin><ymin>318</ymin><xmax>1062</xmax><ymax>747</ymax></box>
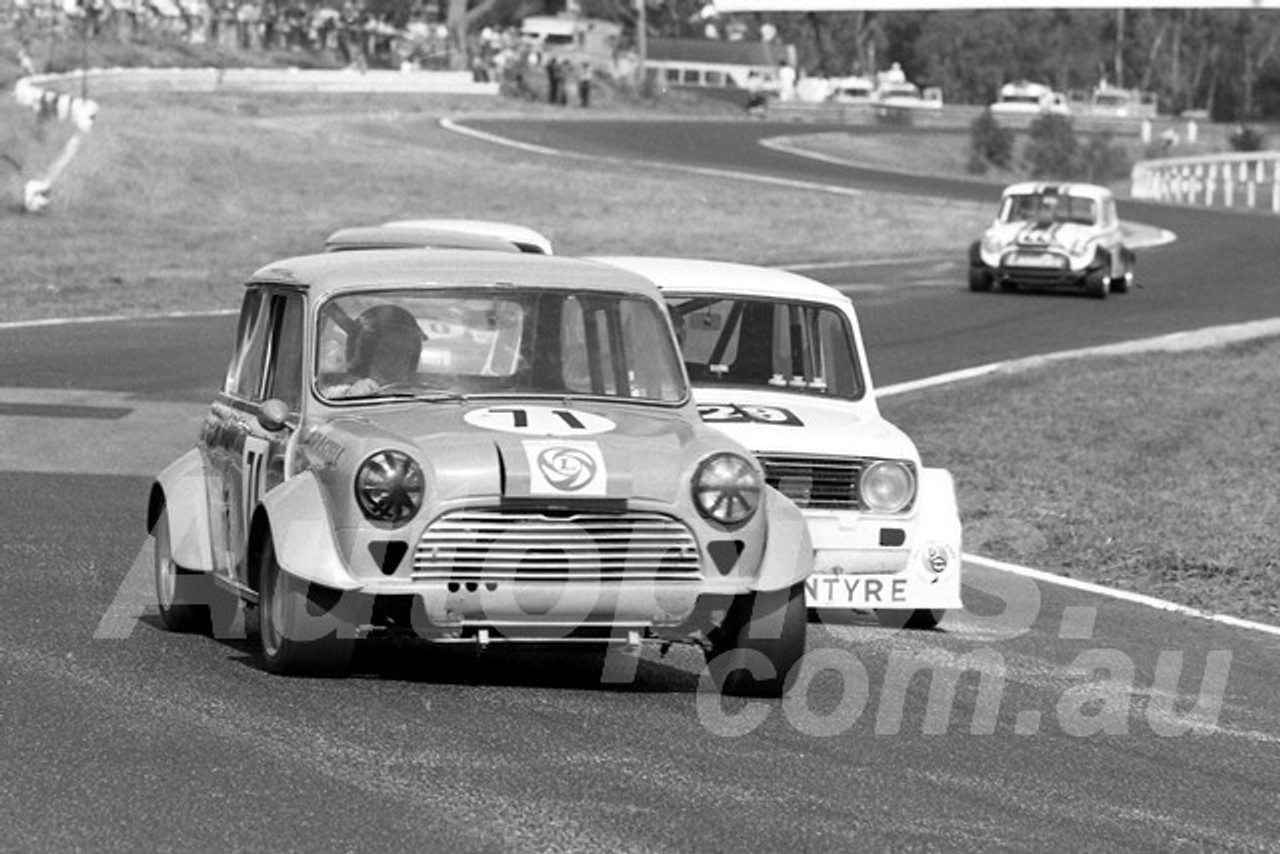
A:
<box><xmin>969</xmin><ymin>182</ymin><xmax>1135</xmax><ymax>298</ymax></box>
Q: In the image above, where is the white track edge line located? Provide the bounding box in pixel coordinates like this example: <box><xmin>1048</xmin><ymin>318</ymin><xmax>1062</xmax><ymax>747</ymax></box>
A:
<box><xmin>0</xmin><ymin>308</ymin><xmax>239</xmax><ymax>331</ymax></box>
<box><xmin>965</xmin><ymin>553</ymin><xmax>1280</xmax><ymax>638</ymax></box>
<box><xmin>439</xmin><ymin>116</ymin><xmax>864</xmax><ymax>197</ymax></box>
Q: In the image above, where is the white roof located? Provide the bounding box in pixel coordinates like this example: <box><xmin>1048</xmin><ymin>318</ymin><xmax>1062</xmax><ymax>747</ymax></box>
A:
<box><xmin>1001</xmin><ymin>182</ymin><xmax>1113</xmax><ymax>202</ymax></box>
<box><xmin>999</xmin><ymin>80</ymin><xmax>1053</xmax><ymax>95</ymax></box>
<box><xmin>587</xmin><ymin>257</ymin><xmax>849</xmax><ymax>306</ymax></box>
<box><xmin>382</xmin><ymin>219</ymin><xmax>553</xmax><ymax>254</ymax></box>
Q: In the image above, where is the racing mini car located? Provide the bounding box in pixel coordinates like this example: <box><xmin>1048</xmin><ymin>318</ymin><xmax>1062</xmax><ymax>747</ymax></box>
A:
<box><xmin>969</xmin><ymin>182</ymin><xmax>1135</xmax><ymax>298</ymax></box>
<box><xmin>593</xmin><ymin>257</ymin><xmax>963</xmax><ymax>630</ymax></box>
<box><xmin>147</xmin><ymin>249</ymin><xmax>813</xmax><ymax>696</ymax></box>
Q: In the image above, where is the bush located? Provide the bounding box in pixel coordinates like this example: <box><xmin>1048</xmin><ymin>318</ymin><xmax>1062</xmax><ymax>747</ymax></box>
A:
<box><xmin>1228</xmin><ymin>124</ymin><xmax>1266</xmax><ymax>152</ymax></box>
<box><xmin>1024</xmin><ymin>113</ymin><xmax>1079</xmax><ymax>179</ymax></box>
<box><xmin>969</xmin><ymin>108</ymin><xmax>1014</xmax><ymax>170</ymax></box>
<box><xmin>1078</xmin><ymin>132</ymin><xmax>1132</xmax><ymax>184</ymax></box>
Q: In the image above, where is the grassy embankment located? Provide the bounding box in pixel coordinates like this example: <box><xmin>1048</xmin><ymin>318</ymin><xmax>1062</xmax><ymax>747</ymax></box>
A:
<box><xmin>2</xmin><ymin>79</ymin><xmax>1277</xmax><ymax>626</ymax></box>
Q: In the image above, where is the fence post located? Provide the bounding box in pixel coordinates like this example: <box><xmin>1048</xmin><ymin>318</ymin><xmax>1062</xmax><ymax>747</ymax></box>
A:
<box><xmin>1273</xmin><ymin>160</ymin><xmax>1280</xmax><ymax>213</ymax></box>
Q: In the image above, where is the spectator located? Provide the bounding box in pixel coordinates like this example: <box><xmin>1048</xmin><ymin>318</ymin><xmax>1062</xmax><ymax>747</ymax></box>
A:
<box><xmin>578</xmin><ymin>60</ymin><xmax>592</xmax><ymax>107</ymax></box>
<box><xmin>546</xmin><ymin>56</ymin><xmax>563</xmax><ymax>105</ymax></box>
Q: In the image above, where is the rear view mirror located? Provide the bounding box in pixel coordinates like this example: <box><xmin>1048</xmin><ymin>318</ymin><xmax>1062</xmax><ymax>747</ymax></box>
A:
<box><xmin>258</xmin><ymin>399</ymin><xmax>291</xmax><ymax>432</ymax></box>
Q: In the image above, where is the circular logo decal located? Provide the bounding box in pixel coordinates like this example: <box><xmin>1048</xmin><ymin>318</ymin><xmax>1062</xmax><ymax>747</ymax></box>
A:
<box><xmin>537</xmin><ymin>447</ymin><xmax>597</xmax><ymax>491</ymax></box>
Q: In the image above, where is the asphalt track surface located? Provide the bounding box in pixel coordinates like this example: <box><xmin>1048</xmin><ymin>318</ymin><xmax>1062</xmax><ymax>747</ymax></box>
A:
<box><xmin>4</xmin><ymin>116</ymin><xmax>1280</xmax><ymax>852</ymax></box>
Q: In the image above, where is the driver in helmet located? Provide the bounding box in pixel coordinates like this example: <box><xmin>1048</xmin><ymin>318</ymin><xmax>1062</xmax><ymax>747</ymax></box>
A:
<box><xmin>325</xmin><ymin>305</ymin><xmax>425</xmax><ymax>399</ymax></box>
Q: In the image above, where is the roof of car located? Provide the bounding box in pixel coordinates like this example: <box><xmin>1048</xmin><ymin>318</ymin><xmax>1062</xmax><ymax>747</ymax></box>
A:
<box><xmin>381</xmin><ymin>219</ymin><xmax>554</xmax><ymax>254</ymax></box>
<box><xmin>323</xmin><ymin>225</ymin><xmax>523</xmax><ymax>254</ymax></box>
<box><xmin>1002</xmin><ymin>182</ymin><xmax>1113</xmax><ymax>201</ymax></box>
<box><xmin>248</xmin><ymin>249</ymin><xmax>663</xmax><ymax>299</ymax></box>
<box><xmin>588</xmin><ymin>256</ymin><xmax>850</xmax><ymax>306</ymax></box>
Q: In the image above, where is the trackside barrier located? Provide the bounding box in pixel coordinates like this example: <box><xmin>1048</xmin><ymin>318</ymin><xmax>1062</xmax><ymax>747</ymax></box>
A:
<box><xmin>1131</xmin><ymin>152</ymin><xmax>1280</xmax><ymax>213</ymax></box>
<box><xmin>11</xmin><ymin>75</ymin><xmax>99</xmax><ymax>212</ymax></box>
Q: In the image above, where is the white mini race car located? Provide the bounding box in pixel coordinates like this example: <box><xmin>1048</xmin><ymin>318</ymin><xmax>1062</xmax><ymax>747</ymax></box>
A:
<box><xmin>593</xmin><ymin>257</ymin><xmax>963</xmax><ymax>630</ymax></box>
<box><xmin>969</xmin><ymin>182</ymin><xmax>1136</xmax><ymax>298</ymax></box>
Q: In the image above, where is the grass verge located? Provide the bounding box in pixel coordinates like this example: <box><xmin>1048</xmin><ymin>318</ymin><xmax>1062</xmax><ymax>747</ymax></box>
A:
<box><xmin>880</xmin><ymin>337</ymin><xmax>1280</xmax><ymax>625</ymax></box>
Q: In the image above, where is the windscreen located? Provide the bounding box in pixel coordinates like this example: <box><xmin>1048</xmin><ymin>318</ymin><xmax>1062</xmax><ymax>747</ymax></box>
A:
<box><xmin>665</xmin><ymin>295</ymin><xmax>864</xmax><ymax>400</ymax></box>
<box><xmin>316</xmin><ymin>287</ymin><xmax>686</xmax><ymax>403</ymax></box>
<box><xmin>1000</xmin><ymin>193</ymin><xmax>1097</xmax><ymax>226</ymax></box>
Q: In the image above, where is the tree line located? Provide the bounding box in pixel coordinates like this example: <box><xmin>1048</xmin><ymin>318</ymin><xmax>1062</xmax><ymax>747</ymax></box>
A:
<box><xmin>546</xmin><ymin>2</ymin><xmax>1280</xmax><ymax>120</ymax></box>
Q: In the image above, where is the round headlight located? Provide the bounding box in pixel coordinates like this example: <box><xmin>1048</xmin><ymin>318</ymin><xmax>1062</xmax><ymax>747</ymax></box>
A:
<box><xmin>355</xmin><ymin>450</ymin><xmax>425</xmax><ymax>525</ymax></box>
<box><xmin>693</xmin><ymin>453</ymin><xmax>761</xmax><ymax>525</ymax></box>
<box><xmin>860</xmin><ymin>460</ymin><xmax>916</xmax><ymax>514</ymax></box>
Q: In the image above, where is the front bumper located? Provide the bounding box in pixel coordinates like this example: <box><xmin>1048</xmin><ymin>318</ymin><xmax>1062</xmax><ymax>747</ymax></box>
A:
<box><xmin>973</xmin><ymin>251</ymin><xmax>1101</xmax><ymax>291</ymax></box>
<box><xmin>798</xmin><ymin>468</ymin><xmax>963</xmax><ymax>611</ymax></box>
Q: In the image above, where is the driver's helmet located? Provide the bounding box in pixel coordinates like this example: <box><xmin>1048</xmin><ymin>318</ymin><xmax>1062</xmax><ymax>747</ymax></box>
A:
<box><xmin>346</xmin><ymin>304</ymin><xmax>425</xmax><ymax>383</ymax></box>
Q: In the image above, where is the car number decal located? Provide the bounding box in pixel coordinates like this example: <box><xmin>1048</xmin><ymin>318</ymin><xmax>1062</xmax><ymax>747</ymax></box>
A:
<box><xmin>524</xmin><ymin>440</ymin><xmax>607</xmax><ymax>496</ymax></box>
<box><xmin>464</xmin><ymin>406</ymin><xmax>617</xmax><ymax>436</ymax></box>
<box><xmin>698</xmin><ymin>404</ymin><xmax>804</xmax><ymax>426</ymax></box>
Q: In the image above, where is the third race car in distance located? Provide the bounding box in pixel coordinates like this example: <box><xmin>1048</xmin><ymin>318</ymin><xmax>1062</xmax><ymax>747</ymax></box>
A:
<box><xmin>593</xmin><ymin>256</ymin><xmax>963</xmax><ymax>631</ymax></box>
<box><xmin>969</xmin><ymin>182</ymin><xmax>1136</xmax><ymax>298</ymax></box>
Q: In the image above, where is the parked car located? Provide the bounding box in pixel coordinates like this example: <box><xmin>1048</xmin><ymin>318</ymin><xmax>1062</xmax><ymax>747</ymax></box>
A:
<box><xmin>829</xmin><ymin>74</ymin><xmax>876</xmax><ymax>105</ymax></box>
<box><xmin>969</xmin><ymin>182</ymin><xmax>1136</xmax><ymax>298</ymax></box>
<box><xmin>592</xmin><ymin>257</ymin><xmax>963</xmax><ymax>631</ymax></box>
<box><xmin>147</xmin><ymin>249</ymin><xmax>813</xmax><ymax>696</ymax></box>
<box><xmin>989</xmin><ymin>80</ymin><xmax>1071</xmax><ymax>116</ymax></box>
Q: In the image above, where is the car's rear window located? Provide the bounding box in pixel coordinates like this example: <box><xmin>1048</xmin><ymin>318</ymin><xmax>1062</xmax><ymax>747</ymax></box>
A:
<box><xmin>315</xmin><ymin>287</ymin><xmax>687</xmax><ymax>404</ymax></box>
<box><xmin>665</xmin><ymin>295</ymin><xmax>865</xmax><ymax>400</ymax></box>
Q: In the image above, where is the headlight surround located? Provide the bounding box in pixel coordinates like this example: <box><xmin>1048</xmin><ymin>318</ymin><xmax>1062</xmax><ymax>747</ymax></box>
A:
<box><xmin>1069</xmin><ymin>236</ymin><xmax>1096</xmax><ymax>259</ymax></box>
<box><xmin>860</xmin><ymin>460</ymin><xmax>917</xmax><ymax>514</ymax></box>
<box><xmin>981</xmin><ymin>233</ymin><xmax>1003</xmax><ymax>257</ymax></box>
<box><xmin>692</xmin><ymin>452</ymin><xmax>762</xmax><ymax>525</ymax></box>
<box><xmin>355</xmin><ymin>450</ymin><xmax>425</xmax><ymax>525</ymax></box>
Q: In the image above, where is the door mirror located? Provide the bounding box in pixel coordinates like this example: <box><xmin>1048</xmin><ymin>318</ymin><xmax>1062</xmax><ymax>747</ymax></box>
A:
<box><xmin>257</xmin><ymin>399</ymin><xmax>291</xmax><ymax>432</ymax></box>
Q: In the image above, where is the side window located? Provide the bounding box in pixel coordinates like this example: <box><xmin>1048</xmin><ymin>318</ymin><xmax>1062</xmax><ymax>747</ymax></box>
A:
<box><xmin>264</xmin><ymin>293</ymin><xmax>305</xmax><ymax>412</ymax></box>
<box><xmin>223</xmin><ymin>289</ymin><xmax>271</xmax><ymax>400</ymax></box>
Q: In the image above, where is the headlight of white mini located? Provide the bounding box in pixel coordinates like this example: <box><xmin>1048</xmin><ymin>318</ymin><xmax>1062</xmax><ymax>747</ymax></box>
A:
<box><xmin>860</xmin><ymin>460</ymin><xmax>916</xmax><ymax>513</ymax></box>
<box><xmin>981</xmin><ymin>234</ymin><xmax>1003</xmax><ymax>255</ymax></box>
<box><xmin>693</xmin><ymin>453</ymin><xmax>762</xmax><ymax>525</ymax></box>
<box><xmin>355</xmin><ymin>450</ymin><xmax>425</xmax><ymax>525</ymax></box>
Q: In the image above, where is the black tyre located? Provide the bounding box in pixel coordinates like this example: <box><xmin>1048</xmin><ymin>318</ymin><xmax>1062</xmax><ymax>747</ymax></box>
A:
<box><xmin>258</xmin><ymin>536</ymin><xmax>354</xmax><ymax>676</ymax></box>
<box><xmin>706</xmin><ymin>583</ymin><xmax>807</xmax><ymax>698</ymax></box>
<box><xmin>1113</xmin><ymin>248</ymin><xmax>1135</xmax><ymax>294</ymax></box>
<box><xmin>1085</xmin><ymin>268</ymin><xmax>1109</xmax><ymax>299</ymax></box>
<box><xmin>968</xmin><ymin>266</ymin><xmax>993</xmax><ymax>292</ymax></box>
<box><xmin>153</xmin><ymin>505</ymin><xmax>213</xmax><ymax>634</ymax></box>
<box><xmin>876</xmin><ymin>608</ymin><xmax>945</xmax><ymax>631</ymax></box>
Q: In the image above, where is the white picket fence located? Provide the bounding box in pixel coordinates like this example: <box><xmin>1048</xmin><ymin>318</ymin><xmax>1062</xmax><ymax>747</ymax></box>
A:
<box><xmin>1131</xmin><ymin>152</ymin><xmax>1280</xmax><ymax>213</ymax></box>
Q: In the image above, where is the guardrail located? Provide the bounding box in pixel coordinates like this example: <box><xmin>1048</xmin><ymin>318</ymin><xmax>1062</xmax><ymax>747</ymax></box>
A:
<box><xmin>1131</xmin><ymin>152</ymin><xmax>1280</xmax><ymax>213</ymax></box>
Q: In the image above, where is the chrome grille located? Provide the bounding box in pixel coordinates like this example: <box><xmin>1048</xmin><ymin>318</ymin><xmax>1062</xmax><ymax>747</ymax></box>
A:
<box><xmin>413</xmin><ymin>509</ymin><xmax>701</xmax><ymax>583</ymax></box>
<box><xmin>758</xmin><ymin>454</ymin><xmax>862</xmax><ymax>510</ymax></box>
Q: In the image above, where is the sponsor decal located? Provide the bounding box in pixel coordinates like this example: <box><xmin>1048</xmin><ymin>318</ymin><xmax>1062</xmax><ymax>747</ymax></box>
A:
<box><xmin>926</xmin><ymin>544</ymin><xmax>956</xmax><ymax>574</ymax></box>
<box><xmin>698</xmin><ymin>404</ymin><xmax>804</xmax><ymax>426</ymax></box>
<box><xmin>464</xmin><ymin>406</ymin><xmax>616</xmax><ymax>436</ymax></box>
<box><xmin>805</xmin><ymin>574</ymin><xmax>910</xmax><ymax>607</ymax></box>
<box><xmin>524</xmin><ymin>440</ymin><xmax>607</xmax><ymax>496</ymax></box>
